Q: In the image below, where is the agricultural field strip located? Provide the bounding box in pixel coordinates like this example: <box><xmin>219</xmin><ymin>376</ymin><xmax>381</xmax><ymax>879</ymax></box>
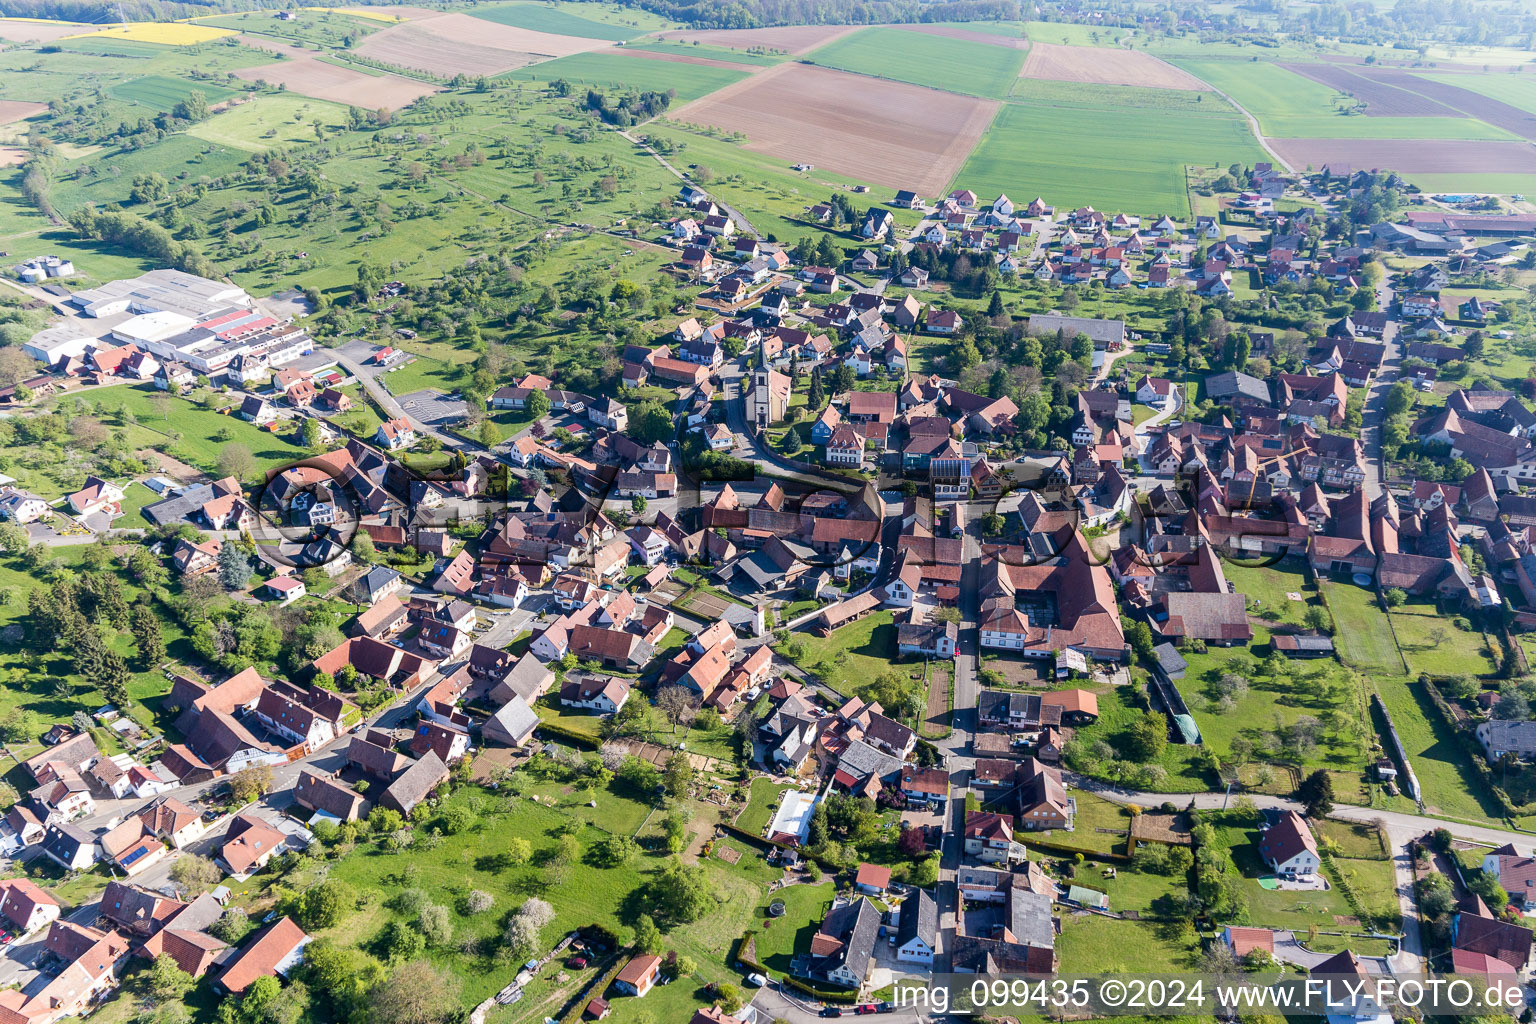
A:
<box><xmin>803</xmin><ymin>25</ymin><xmax>1026</xmax><ymax>100</ymax></box>
<box><xmin>1021</xmin><ymin>41</ymin><xmax>1209</xmax><ymax>91</ymax></box>
<box><xmin>1277</xmin><ymin>62</ymin><xmax>1467</xmax><ymax>118</ymax></box>
<box><xmin>671</xmin><ymin>60</ymin><xmax>997</xmax><ymax>197</ymax></box>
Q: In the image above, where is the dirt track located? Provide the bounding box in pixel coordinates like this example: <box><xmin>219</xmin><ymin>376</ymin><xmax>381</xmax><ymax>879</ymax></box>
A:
<box><xmin>1268</xmin><ymin>137</ymin><xmax>1536</xmax><ymax>174</ymax></box>
<box><xmin>1021</xmin><ymin>42</ymin><xmax>1209</xmax><ymax>90</ymax></box>
<box><xmin>650</xmin><ymin>23</ymin><xmax>861</xmax><ymax>55</ymax></box>
<box><xmin>673</xmin><ymin>60</ymin><xmax>997</xmax><ymax>196</ymax></box>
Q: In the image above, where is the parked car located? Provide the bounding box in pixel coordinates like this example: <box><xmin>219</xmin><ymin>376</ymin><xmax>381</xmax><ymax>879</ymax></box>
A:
<box><xmin>746</xmin><ymin>973</ymin><xmax>767</xmax><ymax>988</ymax></box>
<box><xmin>818</xmin><ymin>1010</ymin><xmax>843</xmax><ymax>1019</ymax></box>
<box><xmin>567</xmin><ymin>957</ymin><xmax>587</xmax><ymax>969</ymax></box>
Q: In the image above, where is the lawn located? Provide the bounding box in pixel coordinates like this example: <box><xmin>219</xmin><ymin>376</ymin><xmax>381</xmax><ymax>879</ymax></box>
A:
<box><xmin>311</xmin><ymin>782</ymin><xmax>769</xmax><ymax>1014</ymax></box>
<box><xmin>469</xmin><ymin>2</ymin><xmax>659</xmax><ymax>40</ymax></box>
<box><xmin>108</xmin><ymin>74</ymin><xmax>240</xmax><ymax>111</ymax></box>
<box><xmin>1064</xmin><ymin>684</ymin><xmax>1212</xmax><ymax>791</ymax></box>
<box><xmin>1022</xmin><ymin>20</ymin><xmax>1137</xmax><ymax>46</ymax></box>
<box><xmin>1055</xmin><ymin>917</ymin><xmax>1199</xmax><ymax>973</ymax></box>
<box><xmin>783</xmin><ymin>610</ymin><xmax>898</xmax><ymax>696</ymax></box>
<box><xmin>1213</xmin><ymin>813</ymin><xmax>1399</xmax><ymax>944</ymax></box>
<box><xmin>502</xmin><ymin>53</ymin><xmax>749</xmax><ymax>103</ymax></box>
<box><xmin>1321</xmin><ymin>581</ymin><xmax>1407</xmax><ymax>676</ymax></box>
<box><xmin>1067</xmin><ymin>859</ymin><xmax>1183</xmax><ymax>916</ymax></box>
<box><xmin>1316</xmin><ymin>819</ymin><xmax>1388</xmax><ymax>861</ymax></box>
<box><xmin>1388</xmin><ymin>602</ymin><xmax>1499</xmax><ymax>678</ymax></box>
<box><xmin>750</xmin><ymin>881</ymin><xmax>834</xmax><ymax>977</ymax></box>
<box><xmin>1016</xmin><ymin>789</ymin><xmax>1132</xmax><ymax>855</ymax></box>
<box><xmin>807</xmin><ymin>26</ymin><xmax>1026</xmax><ymax>99</ymax></box>
<box><xmin>1171</xmin><ymin>58</ymin><xmax>1519</xmax><ymax>140</ymax></box>
<box><xmin>736</xmin><ymin>777</ymin><xmax>794</xmax><ymax>836</ymax></box>
<box><xmin>1182</xmin><ymin>626</ymin><xmax>1372</xmax><ymax>782</ymax></box>
<box><xmin>187</xmin><ymin>93</ymin><xmax>350</xmax><ymax>152</ymax></box>
<box><xmin>1372</xmin><ymin>673</ymin><xmax>1505</xmax><ymax>823</ymax></box>
<box><xmin>954</xmin><ymin>85</ymin><xmax>1265</xmax><ymax>217</ymax></box>
<box><xmin>81</xmin><ymin>384</ymin><xmax>306</xmax><ymax>483</ymax></box>
<box><xmin>1223</xmin><ymin>560</ymin><xmax>1317</xmax><ymax>629</ymax></box>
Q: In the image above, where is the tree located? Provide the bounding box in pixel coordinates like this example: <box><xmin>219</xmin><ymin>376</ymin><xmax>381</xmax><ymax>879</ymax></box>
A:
<box><xmin>169</xmin><ymin>855</ymin><xmax>221</xmax><ymax>890</ymax></box>
<box><xmin>418</xmin><ymin>903</ymin><xmax>453</xmax><ymax>947</ymax></box>
<box><xmin>1127</xmin><ymin>711</ymin><xmax>1168</xmax><ymax>760</ymax></box>
<box><xmin>229</xmin><ymin>765</ymin><xmax>273</xmax><ymax>805</ymax></box>
<box><xmin>297</xmin><ymin>880</ymin><xmax>349</xmax><ymax>930</ymax></box>
<box><xmin>171</xmin><ymin>89</ymin><xmax>208</xmax><ymax>122</ymax></box>
<box><xmin>590</xmin><ymin>834</ymin><xmax>636</xmax><ymax>868</ymax></box>
<box><xmin>628</xmin><ymin>400</ymin><xmax>674</xmax><ymax>444</ymax></box>
<box><xmin>662</xmin><ymin>751</ymin><xmax>695</xmax><ymax>799</ymax></box>
<box><xmin>657</xmin><ymin>685</ymin><xmax>699</xmax><ymax>733</ymax></box>
<box><xmin>217</xmin><ymin>542</ymin><xmax>252</xmax><ymax>591</ymax></box>
<box><xmin>216</xmin><ymin>443</ymin><xmax>255</xmax><ymax>481</ymax></box>
<box><xmin>830</xmin><ymin>363</ymin><xmax>856</xmax><ymax>395</ymax></box>
<box><xmin>351</xmin><ymin>531</ymin><xmax>376</xmax><ymax>566</ymax></box>
<box><xmin>633</xmin><ymin>914</ymin><xmax>663</xmax><ymax>955</ymax></box>
<box><xmin>1303</xmin><ymin>605</ymin><xmax>1332</xmax><ymax>633</ymax></box>
<box><xmin>525</xmin><ymin>390</ymin><xmax>551</xmax><ymax>420</ymax></box>
<box><xmin>210</xmin><ymin>908</ymin><xmax>253</xmax><ymax>944</ymax></box>
<box><xmin>1299</xmin><ymin>769</ymin><xmax>1334</xmax><ymax>818</ymax></box>
<box><xmin>807</xmin><ymin>364</ymin><xmax>825</xmax><ymax>411</ymax></box>
<box><xmin>140</xmin><ymin>953</ymin><xmax>194</xmax><ymax>1005</ymax></box>
<box><xmin>367</xmin><ymin>960</ymin><xmax>461</xmax><ymax>1024</ymax></box>
<box><xmin>651</xmin><ymin>858</ymin><xmax>712</xmax><ymax>923</ymax></box>
<box><xmin>1383</xmin><ymin>588</ymin><xmax>1406</xmax><ymax>608</ymax></box>
<box><xmin>130</xmin><ymin>604</ymin><xmax>165</xmax><ymax>667</ymax></box>
<box><xmin>1415</xmin><ymin>871</ymin><xmax>1455</xmax><ymax>920</ymax></box>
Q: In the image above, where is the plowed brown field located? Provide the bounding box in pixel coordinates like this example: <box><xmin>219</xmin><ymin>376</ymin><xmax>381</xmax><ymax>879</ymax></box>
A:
<box><xmin>673</xmin><ymin>61</ymin><xmax>997</xmax><ymax>196</ymax></box>
<box><xmin>650</xmin><ymin>24</ymin><xmax>861</xmax><ymax>55</ymax></box>
<box><xmin>1021</xmin><ymin>42</ymin><xmax>1209</xmax><ymax>90</ymax></box>
<box><xmin>354</xmin><ymin>13</ymin><xmax>607</xmax><ymax>75</ymax></box>
<box><xmin>1279</xmin><ymin>63</ymin><xmax>1466</xmax><ymax>117</ymax></box>
<box><xmin>1268</xmin><ymin>137</ymin><xmax>1536</xmax><ymax>174</ymax></box>
<box><xmin>234</xmin><ymin>36</ymin><xmax>438</xmax><ymax>108</ymax></box>
<box><xmin>0</xmin><ymin>19</ymin><xmax>80</xmax><ymax>41</ymax></box>
<box><xmin>0</xmin><ymin>100</ymin><xmax>47</xmax><ymax>126</ymax></box>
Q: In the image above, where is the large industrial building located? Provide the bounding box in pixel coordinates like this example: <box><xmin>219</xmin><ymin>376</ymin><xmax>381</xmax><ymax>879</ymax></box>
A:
<box><xmin>23</xmin><ymin>270</ymin><xmax>315</xmax><ymax>381</ymax></box>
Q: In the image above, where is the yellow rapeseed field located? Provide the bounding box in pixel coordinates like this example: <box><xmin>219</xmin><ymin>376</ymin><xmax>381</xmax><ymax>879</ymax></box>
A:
<box><xmin>65</xmin><ymin>22</ymin><xmax>235</xmax><ymax>44</ymax></box>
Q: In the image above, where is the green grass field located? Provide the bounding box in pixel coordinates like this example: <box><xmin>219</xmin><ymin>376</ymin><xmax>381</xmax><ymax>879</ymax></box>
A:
<box><xmin>751</xmin><ymin>881</ymin><xmax>834</xmax><ymax>976</ymax></box>
<box><xmin>108</xmin><ymin>74</ymin><xmax>240</xmax><ymax>111</ymax></box>
<box><xmin>785</xmin><ymin>610</ymin><xmax>897</xmax><ymax>696</ymax></box>
<box><xmin>187</xmin><ymin>93</ymin><xmax>349</xmax><ymax>152</ymax></box>
<box><xmin>956</xmin><ymin>86</ymin><xmax>1265</xmax><ymax>217</ymax></box>
<box><xmin>807</xmin><ymin>26</ymin><xmax>1025</xmax><ymax>99</ymax></box>
<box><xmin>1418</xmin><ymin>71</ymin><xmax>1536</xmax><ymax>116</ymax></box>
<box><xmin>1321</xmin><ymin>581</ymin><xmax>1407</xmax><ymax>676</ymax></box>
<box><xmin>1372</xmin><ymin>673</ymin><xmax>1504</xmax><ymax>823</ymax></box>
<box><xmin>1065</xmin><ymin>684</ymin><xmax>1211</xmax><ymax>790</ymax></box>
<box><xmin>1172</xmin><ymin>58</ymin><xmax>1519</xmax><ymax>139</ymax></box>
<box><xmin>470</xmin><ymin>2</ymin><xmax>657</xmax><ymax>40</ymax></box>
<box><xmin>1055</xmin><ymin>917</ymin><xmax>1198</xmax><ymax>973</ymax></box>
<box><xmin>1023</xmin><ymin>20</ymin><xmax>1137</xmax><ymax>46</ymax></box>
<box><xmin>1222</xmin><ymin>560</ymin><xmax>1318</xmax><ymax>628</ymax></box>
<box><xmin>622</xmin><ymin>40</ymin><xmax>784</xmax><ymax>66</ymax></box>
<box><xmin>502</xmin><ymin>52</ymin><xmax>748</xmax><ymax>101</ymax></box>
<box><xmin>1389</xmin><ymin>602</ymin><xmax>1499</xmax><ymax>677</ymax></box>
